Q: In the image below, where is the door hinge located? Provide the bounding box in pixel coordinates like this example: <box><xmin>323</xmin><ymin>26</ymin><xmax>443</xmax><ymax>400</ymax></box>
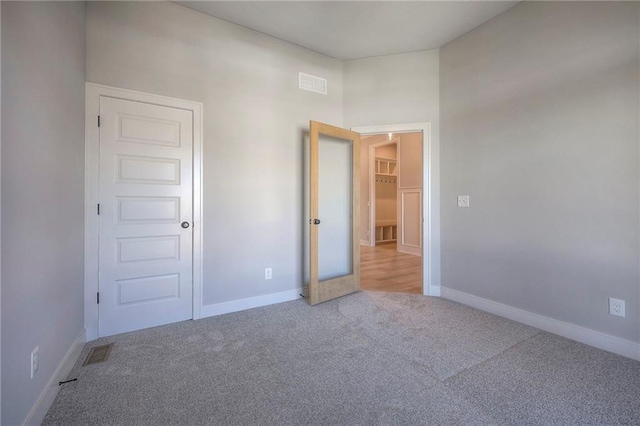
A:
<box><xmin>97</xmin><ymin>292</ymin><xmax>100</xmax><ymax>304</ymax></box>
<box><xmin>97</xmin><ymin>204</ymin><xmax>100</xmax><ymax>215</ymax></box>
<box><xmin>97</xmin><ymin>116</ymin><xmax>101</xmax><ymax>127</ymax></box>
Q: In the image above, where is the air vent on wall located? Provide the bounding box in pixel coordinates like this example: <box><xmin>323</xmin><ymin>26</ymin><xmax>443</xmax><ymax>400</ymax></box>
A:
<box><xmin>299</xmin><ymin>72</ymin><xmax>327</xmax><ymax>95</ymax></box>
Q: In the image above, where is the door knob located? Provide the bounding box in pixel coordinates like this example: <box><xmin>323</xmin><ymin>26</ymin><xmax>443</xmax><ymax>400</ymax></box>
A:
<box><xmin>181</xmin><ymin>221</ymin><xmax>190</xmax><ymax>229</ymax></box>
<box><xmin>313</xmin><ymin>219</ymin><xmax>321</xmax><ymax>225</ymax></box>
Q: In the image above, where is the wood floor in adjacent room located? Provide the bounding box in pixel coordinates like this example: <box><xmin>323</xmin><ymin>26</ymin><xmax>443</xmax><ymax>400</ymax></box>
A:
<box><xmin>360</xmin><ymin>242</ymin><xmax>422</xmax><ymax>294</ymax></box>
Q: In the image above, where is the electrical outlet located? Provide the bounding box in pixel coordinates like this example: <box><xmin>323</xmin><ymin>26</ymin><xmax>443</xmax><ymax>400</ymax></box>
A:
<box><xmin>457</xmin><ymin>195</ymin><xmax>470</xmax><ymax>208</ymax></box>
<box><xmin>265</xmin><ymin>268</ymin><xmax>272</xmax><ymax>280</ymax></box>
<box><xmin>609</xmin><ymin>298</ymin><xmax>625</xmax><ymax>317</ymax></box>
<box><xmin>31</xmin><ymin>346</ymin><xmax>39</xmax><ymax>379</ymax></box>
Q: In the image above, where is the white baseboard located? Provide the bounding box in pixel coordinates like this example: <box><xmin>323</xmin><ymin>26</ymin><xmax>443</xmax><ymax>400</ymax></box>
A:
<box><xmin>201</xmin><ymin>289</ymin><xmax>301</xmax><ymax>318</ymax></box>
<box><xmin>398</xmin><ymin>246</ymin><xmax>421</xmax><ymax>257</ymax></box>
<box><xmin>427</xmin><ymin>285</ymin><xmax>441</xmax><ymax>297</ymax></box>
<box><xmin>441</xmin><ymin>287</ymin><xmax>640</xmax><ymax>361</ymax></box>
<box><xmin>24</xmin><ymin>328</ymin><xmax>86</xmax><ymax>426</ymax></box>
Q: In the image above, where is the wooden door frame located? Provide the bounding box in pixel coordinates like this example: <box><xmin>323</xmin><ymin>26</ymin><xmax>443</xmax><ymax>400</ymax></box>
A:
<box><xmin>368</xmin><ymin>137</ymin><xmax>399</xmax><ymax>247</ymax></box>
<box><xmin>352</xmin><ymin>123</ymin><xmax>440</xmax><ymax>297</ymax></box>
<box><xmin>84</xmin><ymin>83</ymin><xmax>203</xmax><ymax>340</ymax></box>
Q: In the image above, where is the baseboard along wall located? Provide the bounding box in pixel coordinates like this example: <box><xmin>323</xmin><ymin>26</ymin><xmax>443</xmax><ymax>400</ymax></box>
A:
<box><xmin>24</xmin><ymin>328</ymin><xmax>86</xmax><ymax>426</ymax></box>
<box><xmin>200</xmin><ymin>289</ymin><xmax>302</xmax><ymax>318</ymax></box>
<box><xmin>428</xmin><ymin>285</ymin><xmax>441</xmax><ymax>297</ymax></box>
<box><xmin>442</xmin><ymin>287</ymin><xmax>640</xmax><ymax>361</ymax></box>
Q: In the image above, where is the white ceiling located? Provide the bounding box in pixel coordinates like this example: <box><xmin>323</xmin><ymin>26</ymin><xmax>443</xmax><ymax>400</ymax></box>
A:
<box><xmin>177</xmin><ymin>1</ymin><xmax>519</xmax><ymax>60</ymax></box>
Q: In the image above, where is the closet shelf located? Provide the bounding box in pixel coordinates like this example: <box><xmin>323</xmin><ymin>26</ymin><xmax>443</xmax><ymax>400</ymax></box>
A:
<box><xmin>375</xmin><ymin>223</ymin><xmax>397</xmax><ymax>244</ymax></box>
<box><xmin>375</xmin><ymin>156</ymin><xmax>397</xmax><ymax>176</ymax></box>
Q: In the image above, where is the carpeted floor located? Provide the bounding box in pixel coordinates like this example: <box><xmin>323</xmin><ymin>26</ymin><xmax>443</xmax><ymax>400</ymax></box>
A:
<box><xmin>43</xmin><ymin>291</ymin><xmax>640</xmax><ymax>425</ymax></box>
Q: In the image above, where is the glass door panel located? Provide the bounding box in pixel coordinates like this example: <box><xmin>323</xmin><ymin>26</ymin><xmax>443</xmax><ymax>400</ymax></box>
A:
<box><xmin>318</xmin><ymin>134</ymin><xmax>353</xmax><ymax>280</ymax></box>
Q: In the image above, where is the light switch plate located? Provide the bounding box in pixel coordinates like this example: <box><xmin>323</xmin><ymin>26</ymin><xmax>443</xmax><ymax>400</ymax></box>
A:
<box><xmin>457</xmin><ymin>195</ymin><xmax>470</xmax><ymax>208</ymax></box>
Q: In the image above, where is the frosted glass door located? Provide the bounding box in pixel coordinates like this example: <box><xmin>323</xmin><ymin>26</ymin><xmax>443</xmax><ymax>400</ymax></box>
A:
<box><xmin>309</xmin><ymin>121</ymin><xmax>360</xmax><ymax>305</ymax></box>
<box><xmin>318</xmin><ymin>134</ymin><xmax>353</xmax><ymax>280</ymax></box>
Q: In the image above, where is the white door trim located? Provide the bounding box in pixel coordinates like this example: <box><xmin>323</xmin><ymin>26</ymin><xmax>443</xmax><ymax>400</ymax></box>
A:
<box><xmin>351</xmin><ymin>123</ymin><xmax>440</xmax><ymax>297</ymax></box>
<box><xmin>368</xmin><ymin>138</ymin><xmax>398</xmax><ymax>247</ymax></box>
<box><xmin>84</xmin><ymin>83</ymin><xmax>203</xmax><ymax>341</ymax></box>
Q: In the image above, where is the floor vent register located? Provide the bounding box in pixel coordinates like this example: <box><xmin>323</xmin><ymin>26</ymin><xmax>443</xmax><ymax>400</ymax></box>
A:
<box><xmin>82</xmin><ymin>343</ymin><xmax>114</xmax><ymax>366</ymax></box>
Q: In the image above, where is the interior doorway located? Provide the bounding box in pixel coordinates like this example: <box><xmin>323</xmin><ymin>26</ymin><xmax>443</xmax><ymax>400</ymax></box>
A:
<box><xmin>359</xmin><ymin>131</ymin><xmax>424</xmax><ymax>295</ymax></box>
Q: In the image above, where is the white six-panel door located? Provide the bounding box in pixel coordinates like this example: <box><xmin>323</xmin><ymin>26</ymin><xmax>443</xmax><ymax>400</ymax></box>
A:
<box><xmin>98</xmin><ymin>96</ymin><xmax>194</xmax><ymax>337</ymax></box>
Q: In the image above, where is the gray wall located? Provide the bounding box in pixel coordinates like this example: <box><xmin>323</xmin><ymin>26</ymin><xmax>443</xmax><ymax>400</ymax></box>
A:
<box><xmin>344</xmin><ymin>49</ymin><xmax>439</xmax><ymax>129</ymax></box>
<box><xmin>87</xmin><ymin>2</ymin><xmax>343</xmax><ymax>305</ymax></box>
<box><xmin>1</xmin><ymin>2</ymin><xmax>86</xmax><ymax>424</ymax></box>
<box><xmin>440</xmin><ymin>1</ymin><xmax>640</xmax><ymax>342</ymax></box>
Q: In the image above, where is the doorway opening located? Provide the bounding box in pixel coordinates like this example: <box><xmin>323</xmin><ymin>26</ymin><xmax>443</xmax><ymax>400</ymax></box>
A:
<box><xmin>302</xmin><ymin>123</ymin><xmax>426</xmax><ymax>300</ymax></box>
<box><xmin>359</xmin><ymin>131</ymin><xmax>424</xmax><ymax>295</ymax></box>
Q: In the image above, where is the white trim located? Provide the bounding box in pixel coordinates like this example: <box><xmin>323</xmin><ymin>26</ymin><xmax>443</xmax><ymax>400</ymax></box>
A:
<box><xmin>352</xmin><ymin>123</ymin><xmax>439</xmax><ymax>297</ymax></box>
<box><xmin>429</xmin><ymin>285</ymin><xmax>441</xmax><ymax>297</ymax></box>
<box><xmin>200</xmin><ymin>289</ymin><xmax>301</xmax><ymax>318</ymax></box>
<box><xmin>24</xmin><ymin>328</ymin><xmax>86</xmax><ymax>426</ymax></box>
<box><xmin>192</xmin><ymin>93</ymin><xmax>204</xmax><ymax>321</ymax></box>
<box><xmin>442</xmin><ymin>287</ymin><xmax>640</xmax><ymax>361</ymax></box>
<box><xmin>84</xmin><ymin>83</ymin><xmax>204</xmax><ymax>340</ymax></box>
<box><xmin>0</xmin><ymin>4</ymin><xmax>3</xmax><ymax>416</ymax></box>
